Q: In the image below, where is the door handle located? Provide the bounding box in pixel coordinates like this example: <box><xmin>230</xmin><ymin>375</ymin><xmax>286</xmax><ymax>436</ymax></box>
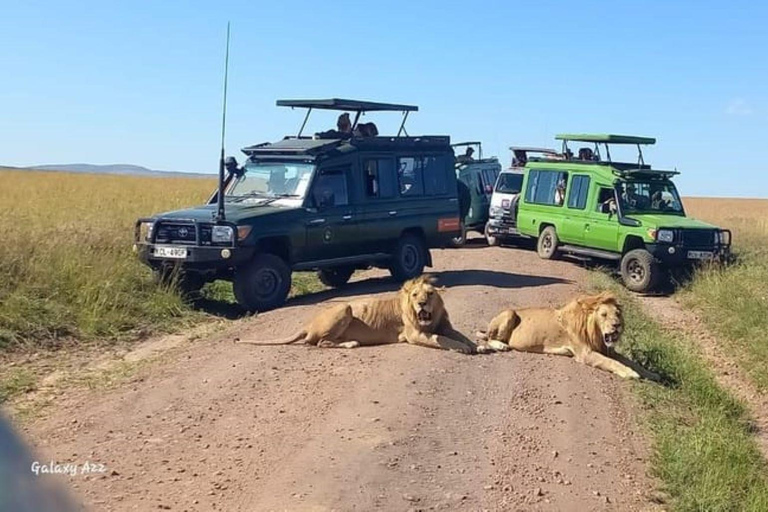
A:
<box><xmin>342</xmin><ymin>214</ymin><xmax>353</xmax><ymax>221</ymax></box>
<box><xmin>309</xmin><ymin>218</ymin><xmax>326</xmax><ymax>225</ymax></box>
<box><xmin>584</xmin><ymin>223</ymin><xmax>590</xmax><ymax>231</ymax></box>
<box><xmin>388</xmin><ymin>211</ymin><xmax>398</xmax><ymax>216</ymax></box>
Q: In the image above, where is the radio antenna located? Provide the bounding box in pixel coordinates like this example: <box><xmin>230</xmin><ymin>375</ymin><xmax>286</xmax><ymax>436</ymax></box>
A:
<box><xmin>216</xmin><ymin>22</ymin><xmax>231</xmax><ymax>222</ymax></box>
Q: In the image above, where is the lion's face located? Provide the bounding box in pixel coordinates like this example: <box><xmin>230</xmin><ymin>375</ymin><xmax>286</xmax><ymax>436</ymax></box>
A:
<box><xmin>402</xmin><ymin>275</ymin><xmax>444</xmax><ymax>328</ymax></box>
<box><xmin>593</xmin><ymin>301</ymin><xmax>623</xmax><ymax>347</ymax></box>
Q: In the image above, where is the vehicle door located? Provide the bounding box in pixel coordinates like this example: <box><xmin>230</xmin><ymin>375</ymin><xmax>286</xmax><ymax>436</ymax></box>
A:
<box><xmin>304</xmin><ymin>164</ymin><xmax>361</xmax><ymax>261</ymax></box>
<box><xmin>562</xmin><ymin>174</ymin><xmax>591</xmax><ymax>245</ymax></box>
<box><xmin>585</xmin><ymin>185</ymin><xmax>620</xmax><ymax>251</ymax></box>
<box><xmin>357</xmin><ymin>155</ymin><xmax>401</xmax><ymax>254</ymax></box>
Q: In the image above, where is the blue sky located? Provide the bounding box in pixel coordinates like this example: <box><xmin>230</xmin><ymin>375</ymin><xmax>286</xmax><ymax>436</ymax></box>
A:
<box><xmin>1</xmin><ymin>0</ymin><xmax>766</xmax><ymax>197</ymax></box>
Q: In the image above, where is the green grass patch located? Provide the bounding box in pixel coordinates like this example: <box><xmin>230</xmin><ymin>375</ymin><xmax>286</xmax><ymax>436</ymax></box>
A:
<box><xmin>593</xmin><ymin>273</ymin><xmax>768</xmax><ymax>511</ymax></box>
<box><xmin>0</xmin><ymin>368</ymin><xmax>37</xmax><ymax>403</ymax></box>
<box><xmin>680</xmin><ymin>248</ymin><xmax>768</xmax><ymax>391</ymax></box>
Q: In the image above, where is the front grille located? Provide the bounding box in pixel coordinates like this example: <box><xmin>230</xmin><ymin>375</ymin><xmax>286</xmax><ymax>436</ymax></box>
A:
<box><xmin>155</xmin><ymin>222</ymin><xmax>198</xmax><ymax>245</ymax></box>
<box><xmin>680</xmin><ymin>229</ymin><xmax>716</xmax><ymax>247</ymax></box>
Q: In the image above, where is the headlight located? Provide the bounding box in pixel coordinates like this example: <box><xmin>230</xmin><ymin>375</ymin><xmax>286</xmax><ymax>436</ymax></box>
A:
<box><xmin>717</xmin><ymin>230</ymin><xmax>731</xmax><ymax>245</ymax></box>
<box><xmin>211</xmin><ymin>225</ymin><xmax>234</xmax><ymax>243</ymax></box>
<box><xmin>489</xmin><ymin>206</ymin><xmax>502</xmax><ymax>218</ymax></box>
<box><xmin>140</xmin><ymin>221</ymin><xmax>154</xmax><ymax>241</ymax></box>
<box><xmin>657</xmin><ymin>229</ymin><xmax>674</xmax><ymax>243</ymax></box>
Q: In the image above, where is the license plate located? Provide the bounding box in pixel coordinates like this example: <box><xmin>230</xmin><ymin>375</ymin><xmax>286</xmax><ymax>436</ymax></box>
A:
<box><xmin>153</xmin><ymin>246</ymin><xmax>188</xmax><ymax>259</ymax></box>
<box><xmin>687</xmin><ymin>250</ymin><xmax>714</xmax><ymax>260</ymax></box>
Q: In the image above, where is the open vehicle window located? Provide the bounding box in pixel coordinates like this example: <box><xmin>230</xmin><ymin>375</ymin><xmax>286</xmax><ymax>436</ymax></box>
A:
<box><xmin>618</xmin><ymin>181</ymin><xmax>684</xmax><ymax>214</ymax></box>
<box><xmin>567</xmin><ymin>175</ymin><xmax>590</xmax><ymax>210</ymax></box>
<box><xmin>312</xmin><ymin>169</ymin><xmax>349</xmax><ymax>208</ymax></box>
<box><xmin>525</xmin><ymin>170</ymin><xmax>568</xmax><ymax>206</ymax></box>
<box><xmin>363</xmin><ymin>159</ymin><xmax>396</xmax><ymax>199</ymax></box>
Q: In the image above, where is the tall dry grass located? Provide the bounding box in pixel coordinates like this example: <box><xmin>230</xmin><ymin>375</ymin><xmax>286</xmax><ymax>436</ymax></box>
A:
<box><xmin>680</xmin><ymin>197</ymin><xmax>768</xmax><ymax>390</ymax></box>
<box><xmin>0</xmin><ymin>169</ymin><xmax>216</xmax><ymax>349</ymax></box>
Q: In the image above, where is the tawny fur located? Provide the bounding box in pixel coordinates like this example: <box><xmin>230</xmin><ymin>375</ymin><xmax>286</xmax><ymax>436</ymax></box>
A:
<box><xmin>477</xmin><ymin>292</ymin><xmax>650</xmax><ymax>379</ymax></box>
<box><xmin>237</xmin><ymin>275</ymin><xmax>477</xmax><ymax>354</ymax></box>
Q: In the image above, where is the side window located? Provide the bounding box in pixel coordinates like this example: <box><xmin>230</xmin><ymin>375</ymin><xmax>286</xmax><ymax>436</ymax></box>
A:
<box><xmin>423</xmin><ymin>155</ymin><xmax>449</xmax><ymax>196</ymax></box>
<box><xmin>398</xmin><ymin>157</ymin><xmax>424</xmax><ymax>196</ymax></box>
<box><xmin>312</xmin><ymin>169</ymin><xmax>349</xmax><ymax>208</ymax></box>
<box><xmin>363</xmin><ymin>159</ymin><xmax>396</xmax><ymax>199</ymax></box>
<box><xmin>567</xmin><ymin>175</ymin><xmax>590</xmax><ymax>210</ymax></box>
<box><xmin>527</xmin><ymin>170</ymin><xmax>568</xmax><ymax>206</ymax></box>
<box><xmin>596</xmin><ymin>187</ymin><xmax>616</xmax><ymax>213</ymax></box>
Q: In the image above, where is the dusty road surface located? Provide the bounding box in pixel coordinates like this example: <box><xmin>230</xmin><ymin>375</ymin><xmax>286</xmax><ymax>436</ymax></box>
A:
<box><xmin>21</xmin><ymin>240</ymin><xmax>657</xmax><ymax>511</ymax></box>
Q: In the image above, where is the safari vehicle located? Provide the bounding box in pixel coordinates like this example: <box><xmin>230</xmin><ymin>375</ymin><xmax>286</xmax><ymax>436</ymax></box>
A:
<box><xmin>452</xmin><ymin>142</ymin><xmax>501</xmax><ymax>245</ymax></box>
<box><xmin>516</xmin><ymin>134</ymin><xmax>731</xmax><ymax>292</ymax></box>
<box><xmin>485</xmin><ymin>147</ymin><xmax>559</xmax><ymax>246</ymax></box>
<box><xmin>134</xmin><ymin>99</ymin><xmax>462</xmax><ymax>311</ymax></box>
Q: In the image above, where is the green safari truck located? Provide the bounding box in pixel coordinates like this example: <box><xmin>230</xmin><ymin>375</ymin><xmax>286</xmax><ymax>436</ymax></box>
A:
<box><xmin>516</xmin><ymin>134</ymin><xmax>731</xmax><ymax>292</ymax></box>
<box><xmin>452</xmin><ymin>142</ymin><xmax>501</xmax><ymax>245</ymax></box>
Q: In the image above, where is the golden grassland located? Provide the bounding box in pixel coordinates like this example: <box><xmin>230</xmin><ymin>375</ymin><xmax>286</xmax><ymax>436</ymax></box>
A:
<box><xmin>0</xmin><ymin>168</ymin><xmax>324</xmax><ymax>353</ymax></box>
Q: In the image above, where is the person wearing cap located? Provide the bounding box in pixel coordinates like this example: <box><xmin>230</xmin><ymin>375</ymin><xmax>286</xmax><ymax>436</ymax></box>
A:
<box><xmin>224</xmin><ymin>156</ymin><xmax>244</xmax><ymax>177</ymax></box>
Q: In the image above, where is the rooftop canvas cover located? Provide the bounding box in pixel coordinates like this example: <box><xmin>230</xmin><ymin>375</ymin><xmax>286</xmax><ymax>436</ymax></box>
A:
<box><xmin>555</xmin><ymin>134</ymin><xmax>656</xmax><ymax>145</ymax></box>
<box><xmin>277</xmin><ymin>98</ymin><xmax>418</xmax><ymax>112</ymax></box>
<box><xmin>509</xmin><ymin>146</ymin><xmax>559</xmax><ymax>154</ymax></box>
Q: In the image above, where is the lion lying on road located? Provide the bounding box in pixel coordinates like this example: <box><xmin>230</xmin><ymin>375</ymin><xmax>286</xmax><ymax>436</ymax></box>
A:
<box><xmin>237</xmin><ymin>275</ymin><xmax>477</xmax><ymax>354</ymax></box>
<box><xmin>477</xmin><ymin>292</ymin><xmax>652</xmax><ymax>379</ymax></box>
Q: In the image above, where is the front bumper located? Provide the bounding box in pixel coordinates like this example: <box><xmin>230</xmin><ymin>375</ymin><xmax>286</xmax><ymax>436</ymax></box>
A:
<box><xmin>487</xmin><ymin>216</ymin><xmax>520</xmax><ymax>236</ymax></box>
<box><xmin>647</xmin><ymin>242</ymin><xmax>731</xmax><ymax>265</ymax></box>
<box><xmin>134</xmin><ymin>217</ymin><xmax>255</xmax><ymax>272</ymax></box>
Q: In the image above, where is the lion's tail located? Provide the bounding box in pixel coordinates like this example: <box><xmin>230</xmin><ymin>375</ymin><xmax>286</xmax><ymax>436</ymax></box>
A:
<box><xmin>235</xmin><ymin>330</ymin><xmax>308</xmax><ymax>346</ymax></box>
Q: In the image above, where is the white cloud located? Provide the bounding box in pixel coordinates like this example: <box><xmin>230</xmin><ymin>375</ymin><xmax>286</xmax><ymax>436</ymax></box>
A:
<box><xmin>725</xmin><ymin>98</ymin><xmax>754</xmax><ymax>116</ymax></box>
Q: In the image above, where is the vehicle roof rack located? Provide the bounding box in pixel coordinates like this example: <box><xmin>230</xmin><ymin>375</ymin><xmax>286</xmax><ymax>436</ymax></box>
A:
<box><xmin>277</xmin><ymin>98</ymin><xmax>419</xmax><ymax>138</ymax></box>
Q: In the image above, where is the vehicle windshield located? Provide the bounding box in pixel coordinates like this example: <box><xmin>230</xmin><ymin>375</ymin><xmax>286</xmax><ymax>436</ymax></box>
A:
<box><xmin>617</xmin><ymin>180</ymin><xmax>684</xmax><ymax>214</ymax></box>
<box><xmin>227</xmin><ymin>162</ymin><xmax>315</xmax><ymax>203</ymax></box>
<box><xmin>495</xmin><ymin>173</ymin><xmax>523</xmax><ymax>193</ymax></box>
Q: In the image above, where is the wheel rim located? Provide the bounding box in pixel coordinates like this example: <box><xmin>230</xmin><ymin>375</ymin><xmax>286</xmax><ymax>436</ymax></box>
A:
<box><xmin>627</xmin><ymin>259</ymin><xmax>645</xmax><ymax>283</ymax></box>
<box><xmin>541</xmin><ymin>234</ymin><xmax>553</xmax><ymax>253</ymax></box>
<box><xmin>402</xmin><ymin>244</ymin><xmax>419</xmax><ymax>272</ymax></box>
<box><xmin>255</xmin><ymin>268</ymin><xmax>280</xmax><ymax>298</ymax></box>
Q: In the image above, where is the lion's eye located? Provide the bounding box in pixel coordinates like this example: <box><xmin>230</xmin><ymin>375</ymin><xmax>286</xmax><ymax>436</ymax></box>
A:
<box><xmin>601</xmin><ymin>311</ymin><xmax>608</xmax><ymax>317</ymax></box>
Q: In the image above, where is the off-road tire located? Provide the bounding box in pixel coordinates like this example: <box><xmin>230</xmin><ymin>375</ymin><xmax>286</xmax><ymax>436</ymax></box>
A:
<box><xmin>317</xmin><ymin>266</ymin><xmax>355</xmax><ymax>288</ymax></box>
<box><xmin>233</xmin><ymin>253</ymin><xmax>292</xmax><ymax>312</ymax></box>
<box><xmin>485</xmin><ymin>223</ymin><xmax>499</xmax><ymax>247</ymax></box>
<box><xmin>389</xmin><ymin>233</ymin><xmax>427</xmax><ymax>281</ymax></box>
<box><xmin>537</xmin><ymin>226</ymin><xmax>560</xmax><ymax>260</ymax></box>
<box><xmin>621</xmin><ymin>249</ymin><xmax>660</xmax><ymax>293</ymax></box>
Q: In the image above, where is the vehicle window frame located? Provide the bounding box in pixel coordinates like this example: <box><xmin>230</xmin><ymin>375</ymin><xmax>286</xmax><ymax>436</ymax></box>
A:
<box><xmin>524</xmin><ymin>168</ymin><xmax>568</xmax><ymax>207</ymax></box>
<box><xmin>566</xmin><ymin>175</ymin><xmax>590</xmax><ymax>210</ymax></box>
<box><xmin>310</xmin><ymin>167</ymin><xmax>350</xmax><ymax>209</ymax></box>
<box><xmin>362</xmin><ymin>157</ymin><xmax>397</xmax><ymax>200</ymax></box>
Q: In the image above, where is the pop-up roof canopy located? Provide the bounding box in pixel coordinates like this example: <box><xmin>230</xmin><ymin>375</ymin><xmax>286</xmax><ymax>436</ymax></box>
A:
<box><xmin>555</xmin><ymin>133</ymin><xmax>656</xmax><ymax>166</ymax></box>
<box><xmin>452</xmin><ymin>141</ymin><xmax>492</xmax><ymax>162</ymax></box>
<box><xmin>555</xmin><ymin>133</ymin><xmax>656</xmax><ymax>145</ymax></box>
<box><xmin>509</xmin><ymin>146</ymin><xmax>559</xmax><ymax>153</ymax></box>
<box><xmin>277</xmin><ymin>98</ymin><xmax>418</xmax><ymax>112</ymax></box>
<box><xmin>278</xmin><ymin>98</ymin><xmax>418</xmax><ymax>137</ymax></box>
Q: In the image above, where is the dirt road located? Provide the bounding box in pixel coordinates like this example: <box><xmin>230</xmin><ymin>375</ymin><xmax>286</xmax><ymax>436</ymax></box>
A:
<box><xmin>21</xmin><ymin>241</ymin><xmax>656</xmax><ymax>511</ymax></box>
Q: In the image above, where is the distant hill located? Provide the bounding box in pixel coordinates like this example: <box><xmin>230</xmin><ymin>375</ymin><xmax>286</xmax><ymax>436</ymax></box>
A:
<box><xmin>13</xmin><ymin>163</ymin><xmax>215</xmax><ymax>179</ymax></box>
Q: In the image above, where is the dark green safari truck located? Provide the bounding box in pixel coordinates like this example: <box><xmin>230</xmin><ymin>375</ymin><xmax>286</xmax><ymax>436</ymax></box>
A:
<box><xmin>452</xmin><ymin>142</ymin><xmax>501</xmax><ymax>245</ymax></box>
<box><xmin>134</xmin><ymin>99</ymin><xmax>462</xmax><ymax>311</ymax></box>
<box><xmin>516</xmin><ymin>134</ymin><xmax>731</xmax><ymax>292</ymax></box>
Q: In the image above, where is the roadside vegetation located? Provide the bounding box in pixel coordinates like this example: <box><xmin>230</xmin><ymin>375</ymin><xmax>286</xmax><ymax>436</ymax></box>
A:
<box><xmin>680</xmin><ymin>198</ymin><xmax>768</xmax><ymax>390</ymax></box>
<box><xmin>0</xmin><ymin>168</ymin><xmax>324</xmax><ymax>354</ymax></box>
<box><xmin>592</xmin><ymin>273</ymin><xmax>768</xmax><ymax>511</ymax></box>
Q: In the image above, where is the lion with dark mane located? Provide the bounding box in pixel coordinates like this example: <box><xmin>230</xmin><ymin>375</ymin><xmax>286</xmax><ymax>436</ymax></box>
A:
<box><xmin>477</xmin><ymin>292</ymin><xmax>651</xmax><ymax>379</ymax></box>
<box><xmin>237</xmin><ymin>275</ymin><xmax>477</xmax><ymax>354</ymax></box>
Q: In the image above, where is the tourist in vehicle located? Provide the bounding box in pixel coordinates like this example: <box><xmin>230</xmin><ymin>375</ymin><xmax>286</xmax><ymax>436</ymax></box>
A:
<box><xmin>224</xmin><ymin>156</ymin><xmax>244</xmax><ymax>177</ymax></box>
<box><xmin>554</xmin><ymin>175</ymin><xmax>567</xmax><ymax>205</ymax></box>
<box><xmin>578</xmin><ymin>147</ymin><xmax>594</xmax><ymax>161</ymax></box>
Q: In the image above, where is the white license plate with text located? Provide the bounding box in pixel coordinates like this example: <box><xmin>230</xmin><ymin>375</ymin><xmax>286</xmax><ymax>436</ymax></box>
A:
<box><xmin>687</xmin><ymin>250</ymin><xmax>714</xmax><ymax>260</ymax></box>
<box><xmin>153</xmin><ymin>246</ymin><xmax>188</xmax><ymax>259</ymax></box>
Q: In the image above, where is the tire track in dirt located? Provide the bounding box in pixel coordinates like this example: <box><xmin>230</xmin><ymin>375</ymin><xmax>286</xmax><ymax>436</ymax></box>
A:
<box><xmin>20</xmin><ymin>241</ymin><xmax>658</xmax><ymax>511</ymax></box>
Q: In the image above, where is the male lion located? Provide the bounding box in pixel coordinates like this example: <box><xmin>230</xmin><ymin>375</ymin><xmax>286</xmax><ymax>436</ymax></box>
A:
<box><xmin>477</xmin><ymin>292</ymin><xmax>651</xmax><ymax>379</ymax></box>
<box><xmin>237</xmin><ymin>275</ymin><xmax>477</xmax><ymax>354</ymax></box>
